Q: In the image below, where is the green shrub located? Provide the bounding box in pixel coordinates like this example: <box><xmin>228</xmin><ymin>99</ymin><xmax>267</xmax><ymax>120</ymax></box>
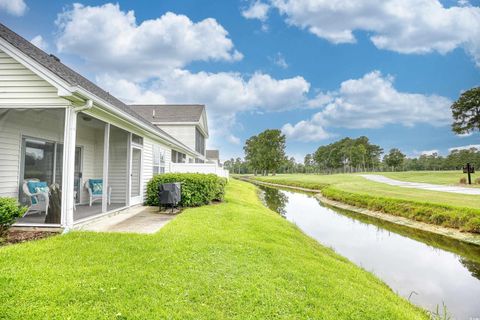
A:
<box><xmin>0</xmin><ymin>197</ymin><xmax>27</xmax><ymax>237</ymax></box>
<box><xmin>321</xmin><ymin>186</ymin><xmax>480</xmax><ymax>233</ymax></box>
<box><xmin>146</xmin><ymin>173</ymin><xmax>227</xmax><ymax>207</ymax></box>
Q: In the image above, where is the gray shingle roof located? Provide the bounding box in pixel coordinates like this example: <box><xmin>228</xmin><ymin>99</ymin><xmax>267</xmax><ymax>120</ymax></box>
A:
<box><xmin>129</xmin><ymin>105</ymin><xmax>205</xmax><ymax>123</ymax></box>
<box><xmin>206</xmin><ymin>150</ymin><xmax>219</xmax><ymax>160</ymax></box>
<box><xmin>0</xmin><ymin>23</ymin><xmax>198</xmax><ymax>155</ymax></box>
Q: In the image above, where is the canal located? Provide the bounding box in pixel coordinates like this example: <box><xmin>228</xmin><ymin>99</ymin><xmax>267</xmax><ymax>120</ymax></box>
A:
<box><xmin>258</xmin><ymin>184</ymin><xmax>480</xmax><ymax>319</ymax></box>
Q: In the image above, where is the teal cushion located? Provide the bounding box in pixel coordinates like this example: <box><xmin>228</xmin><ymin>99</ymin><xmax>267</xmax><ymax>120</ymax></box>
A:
<box><xmin>27</xmin><ymin>181</ymin><xmax>48</xmax><ymax>205</ymax></box>
<box><xmin>35</xmin><ymin>186</ymin><xmax>50</xmax><ymax>193</ymax></box>
<box><xmin>89</xmin><ymin>179</ymin><xmax>103</xmax><ymax>195</ymax></box>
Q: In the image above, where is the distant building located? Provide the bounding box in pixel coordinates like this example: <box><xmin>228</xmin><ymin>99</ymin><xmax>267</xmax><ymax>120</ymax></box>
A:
<box><xmin>130</xmin><ymin>105</ymin><xmax>208</xmax><ymax>163</ymax></box>
<box><xmin>206</xmin><ymin>149</ymin><xmax>221</xmax><ymax>166</ymax></box>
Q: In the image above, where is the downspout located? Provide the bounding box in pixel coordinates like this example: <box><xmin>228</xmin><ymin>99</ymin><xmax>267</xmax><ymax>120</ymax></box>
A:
<box><xmin>73</xmin><ymin>99</ymin><xmax>93</xmax><ymax>112</ymax></box>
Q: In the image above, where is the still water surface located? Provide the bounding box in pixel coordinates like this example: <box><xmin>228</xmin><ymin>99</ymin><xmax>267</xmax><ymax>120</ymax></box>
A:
<box><xmin>259</xmin><ymin>185</ymin><xmax>480</xmax><ymax>320</ymax></box>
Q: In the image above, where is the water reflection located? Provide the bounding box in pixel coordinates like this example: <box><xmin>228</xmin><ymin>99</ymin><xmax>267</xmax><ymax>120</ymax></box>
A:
<box><xmin>258</xmin><ymin>185</ymin><xmax>480</xmax><ymax>320</ymax></box>
<box><xmin>260</xmin><ymin>186</ymin><xmax>288</xmax><ymax>217</ymax></box>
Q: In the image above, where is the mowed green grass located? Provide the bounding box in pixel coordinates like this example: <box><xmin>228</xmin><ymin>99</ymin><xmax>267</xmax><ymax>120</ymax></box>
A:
<box><xmin>0</xmin><ymin>179</ymin><xmax>427</xmax><ymax>319</ymax></box>
<box><xmin>252</xmin><ymin>173</ymin><xmax>480</xmax><ymax>209</ymax></box>
<box><xmin>379</xmin><ymin>171</ymin><xmax>478</xmax><ymax>187</ymax></box>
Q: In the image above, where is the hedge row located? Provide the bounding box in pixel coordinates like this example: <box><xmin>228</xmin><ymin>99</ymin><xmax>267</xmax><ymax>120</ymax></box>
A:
<box><xmin>146</xmin><ymin>173</ymin><xmax>227</xmax><ymax>207</ymax></box>
<box><xmin>322</xmin><ymin>186</ymin><xmax>480</xmax><ymax>233</ymax></box>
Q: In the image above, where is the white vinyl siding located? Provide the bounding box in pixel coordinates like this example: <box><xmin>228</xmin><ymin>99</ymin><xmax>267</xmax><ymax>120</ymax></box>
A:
<box><xmin>0</xmin><ymin>50</ymin><xmax>70</xmax><ymax>107</ymax></box>
<box><xmin>156</xmin><ymin>125</ymin><xmax>195</xmax><ymax>150</ymax></box>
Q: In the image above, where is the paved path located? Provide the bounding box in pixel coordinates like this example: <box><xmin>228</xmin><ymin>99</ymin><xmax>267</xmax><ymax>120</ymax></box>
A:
<box><xmin>79</xmin><ymin>206</ymin><xmax>177</xmax><ymax>234</ymax></box>
<box><xmin>360</xmin><ymin>174</ymin><xmax>480</xmax><ymax>195</ymax></box>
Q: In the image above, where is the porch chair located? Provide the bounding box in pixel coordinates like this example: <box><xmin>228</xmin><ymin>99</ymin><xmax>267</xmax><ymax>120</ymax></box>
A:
<box><xmin>84</xmin><ymin>179</ymin><xmax>111</xmax><ymax>206</ymax></box>
<box><xmin>22</xmin><ymin>179</ymin><xmax>49</xmax><ymax>217</ymax></box>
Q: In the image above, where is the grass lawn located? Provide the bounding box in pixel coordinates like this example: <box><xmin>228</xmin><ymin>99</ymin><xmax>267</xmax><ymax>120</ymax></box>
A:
<box><xmin>0</xmin><ymin>179</ymin><xmax>426</xmax><ymax>319</ymax></box>
<box><xmin>379</xmin><ymin>171</ymin><xmax>478</xmax><ymax>187</ymax></box>
<box><xmin>249</xmin><ymin>174</ymin><xmax>480</xmax><ymax>232</ymax></box>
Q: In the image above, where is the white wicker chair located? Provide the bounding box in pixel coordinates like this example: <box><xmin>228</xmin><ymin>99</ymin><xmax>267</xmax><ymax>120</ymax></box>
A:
<box><xmin>84</xmin><ymin>179</ymin><xmax>111</xmax><ymax>206</ymax></box>
<box><xmin>22</xmin><ymin>179</ymin><xmax>49</xmax><ymax>217</ymax></box>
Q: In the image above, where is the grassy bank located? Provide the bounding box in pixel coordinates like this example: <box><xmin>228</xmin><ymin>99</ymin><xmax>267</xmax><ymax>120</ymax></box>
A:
<box><xmin>250</xmin><ymin>174</ymin><xmax>480</xmax><ymax>233</ymax></box>
<box><xmin>0</xmin><ymin>180</ymin><xmax>426</xmax><ymax>319</ymax></box>
<box><xmin>379</xmin><ymin>171</ymin><xmax>478</xmax><ymax>186</ymax></box>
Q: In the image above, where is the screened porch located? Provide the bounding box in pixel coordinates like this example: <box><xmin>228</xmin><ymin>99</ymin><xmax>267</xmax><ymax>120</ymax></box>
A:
<box><xmin>0</xmin><ymin>108</ymin><xmax>144</xmax><ymax>228</ymax></box>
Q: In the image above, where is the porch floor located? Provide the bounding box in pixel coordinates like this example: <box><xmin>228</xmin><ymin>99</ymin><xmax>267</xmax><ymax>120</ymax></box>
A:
<box><xmin>17</xmin><ymin>203</ymin><xmax>126</xmax><ymax>225</ymax></box>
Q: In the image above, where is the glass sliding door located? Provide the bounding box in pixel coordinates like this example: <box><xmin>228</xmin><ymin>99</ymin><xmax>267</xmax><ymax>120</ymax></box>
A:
<box><xmin>3</xmin><ymin>108</ymin><xmax>66</xmax><ymax>226</ymax></box>
<box><xmin>74</xmin><ymin>147</ymin><xmax>82</xmax><ymax>204</ymax></box>
<box><xmin>22</xmin><ymin>138</ymin><xmax>56</xmax><ymax>186</ymax></box>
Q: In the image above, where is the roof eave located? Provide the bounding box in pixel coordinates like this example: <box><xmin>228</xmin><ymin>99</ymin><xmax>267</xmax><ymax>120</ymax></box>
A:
<box><xmin>71</xmin><ymin>88</ymin><xmax>202</xmax><ymax>157</ymax></box>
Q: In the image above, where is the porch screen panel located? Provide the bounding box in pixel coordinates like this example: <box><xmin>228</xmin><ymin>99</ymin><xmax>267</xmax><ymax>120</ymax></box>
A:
<box><xmin>0</xmin><ymin>108</ymin><xmax>65</xmax><ymax>225</ymax></box>
<box><xmin>108</xmin><ymin>125</ymin><xmax>128</xmax><ymax>208</ymax></box>
<box><xmin>74</xmin><ymin>112</ymin><xmax>105</xmax><ymax>220</ymax></box>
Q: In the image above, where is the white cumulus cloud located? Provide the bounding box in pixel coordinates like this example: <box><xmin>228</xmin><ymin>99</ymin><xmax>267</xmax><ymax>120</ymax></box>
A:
<box><xmin>53</xmin><ymin>3</ymin><xmax>314</xmax><ymax>148</ymax></box>
<box><xmin>420</xmin><ymin>149</ymin><xmax>439</xmax><ymax>156</ymax></box>
<box><xmin>0</xmin><ymin>0</ymin><xmax>27</xmax><ymax>16</ymax></box>
<box><xmin>259</xmin><ymin>0</ymin><xmax>480</xmax><ymax>66</ymax></box>
<box><xmin>242</xmin><ymin>1</ymin><xmax>270</xmax><ymax>21</ymax></box>
<box><xmin>282</xmin><ymin>120</ymin><xmax>331</xmax><ymax>142</ymax></box>
<box><xmin>103</xmin><ymin>69</ymin><xmax>311</xmax><ymax>128</ymax></box>
<box><xmin>30</xmin><ymin>35</ymin><xmax>48</xmax><ymax>51</ymax></box>
<box><xmin>283</xmin><ymin>70</ymin><xmax>452</xmax><ymax>142</ymax></box>
<box><xmin>448</xmin><ymin>144</ymin><xmax>480</xmax><ymax>152</ymax></box>
<box><xmin>55</xmin><ymin>3</ymin><xmax>242</xmax><ymax>80</ymax></box>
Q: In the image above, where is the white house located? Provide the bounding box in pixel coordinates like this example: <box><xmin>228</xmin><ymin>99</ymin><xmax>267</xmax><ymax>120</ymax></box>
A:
<box><xmin>0</xmin><ymin>23</ymin><xmax>227</xmax><ymax>230</ymax></box>
<box><xmin>129</xmin><ymin>104</ymin><xmax>209</xmax><ymax>163</ymax></box>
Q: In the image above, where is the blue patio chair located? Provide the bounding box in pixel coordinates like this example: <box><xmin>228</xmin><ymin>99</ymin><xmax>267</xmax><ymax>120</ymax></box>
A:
<box><xmin>22</xmin><ymin>179</ymin><xmax>49</xmax><ymax>216</ymax></box>
<box><xmin>84</xmin><ymin>179</ymin><xmax>111</xmax><ymax>206</ymax></box>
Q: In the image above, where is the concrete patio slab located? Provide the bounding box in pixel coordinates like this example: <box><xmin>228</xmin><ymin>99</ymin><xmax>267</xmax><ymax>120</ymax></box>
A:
<box><xmin>78</xmin><ymin>206</ymin><xmax>177</xmax><ymax>234</ymax></box>
<box><xmin>361</xmin><ymin>174</ymin><xmax>480</xmax><ymax>195</ymax></box>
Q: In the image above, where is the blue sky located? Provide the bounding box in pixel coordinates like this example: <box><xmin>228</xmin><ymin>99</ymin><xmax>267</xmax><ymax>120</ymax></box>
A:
<box><xmin>1</xmin><ymin>0</ymin><xmax>479</xmax><ymax>161</ymax></box>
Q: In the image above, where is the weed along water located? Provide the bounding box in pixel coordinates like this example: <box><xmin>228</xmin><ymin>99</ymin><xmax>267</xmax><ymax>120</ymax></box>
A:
<box><xmin>258</xmin><ymin>185</ymin><xmax>480</xmax><ymax>320</ymax></box>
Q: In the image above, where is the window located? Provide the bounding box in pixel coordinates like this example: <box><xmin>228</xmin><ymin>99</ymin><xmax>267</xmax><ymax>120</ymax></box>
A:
<box><xmin>171</xmin><ymin>150</ymin><xmax>186</xmax><ymax>163</ymax></box>
<box><xmin>132</xmin><ymin>134</ymin><xmax>143</xmax><ymax>145</ymax></box>
<box><xmin>22</xmin><ymin>138</ymin><xmax>56</xmax><ymax>185</ymax></box>
<box><xmin>195</xmin><ymin>128</ymin><xmax>205</xmax><ymax>155</ymax></box>
<box><xmin>153</xmin><ymin>144</ymin><xmax>166</xmax><ymax>175</ymax></box>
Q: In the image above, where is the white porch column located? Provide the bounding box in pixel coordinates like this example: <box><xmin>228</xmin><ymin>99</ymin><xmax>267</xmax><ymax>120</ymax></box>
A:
<box><xmin>126</xmin><ymin>132</ymin><xmax>132</xmax><ymax>207</ymax></box>
<box><xmin>102</xmin><ymin>123</ymin><xmax>110</xmax><ymax>213</ymax></box>
<box><xmin>61</xmin><ymin>107</ymin><xmax>77</xmax><ymax>230</ymax></box>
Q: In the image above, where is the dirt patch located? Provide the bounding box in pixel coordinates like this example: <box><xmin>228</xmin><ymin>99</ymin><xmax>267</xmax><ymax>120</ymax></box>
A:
<box><xmin>1</xmin><ymin>230</ymin><xmax>58</xmax><ymax>246</ymax></box>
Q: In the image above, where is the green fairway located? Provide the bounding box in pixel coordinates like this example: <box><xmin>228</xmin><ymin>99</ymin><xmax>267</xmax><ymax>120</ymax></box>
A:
<box><xmin>379</xmin><ymin>171</ymin><xmax>478</xmax><ymax>187</ymax></box>
<box><xmin>251</xmin><ymin>173</ymin><xmax>480</xmax><ymax>209</ymax></box>
<box><xmin>250</xmin><ymin>174</ymin><xmax>480</xmax><ymax>232</ymax></box>
<box><xmin>0</xmin><ymin>179</ymin><xmax>426</xmax><ymax>319</ymax></box>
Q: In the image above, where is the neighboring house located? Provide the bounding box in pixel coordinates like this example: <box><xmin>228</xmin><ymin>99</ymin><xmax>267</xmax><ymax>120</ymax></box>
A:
<box><xmin>0</xmin><ymin>23</ymin><xmax>227</xmax><ymax>230</ymax></box>
<box><xmin>206</xmin><ymin>150</ymin><xmax>221</xmax><ymax>165</ymax></box>
<box><xmin>129</xmin><ymin>105</ymin><xmax>208</xmax><ymax>163</ymax></box>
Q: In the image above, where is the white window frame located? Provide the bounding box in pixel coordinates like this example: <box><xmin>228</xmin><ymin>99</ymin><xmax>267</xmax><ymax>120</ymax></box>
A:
<box><xmin>153</xmin><ymin>144</ymin><xmax>166</xmax><ymax>175</ymax></box>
